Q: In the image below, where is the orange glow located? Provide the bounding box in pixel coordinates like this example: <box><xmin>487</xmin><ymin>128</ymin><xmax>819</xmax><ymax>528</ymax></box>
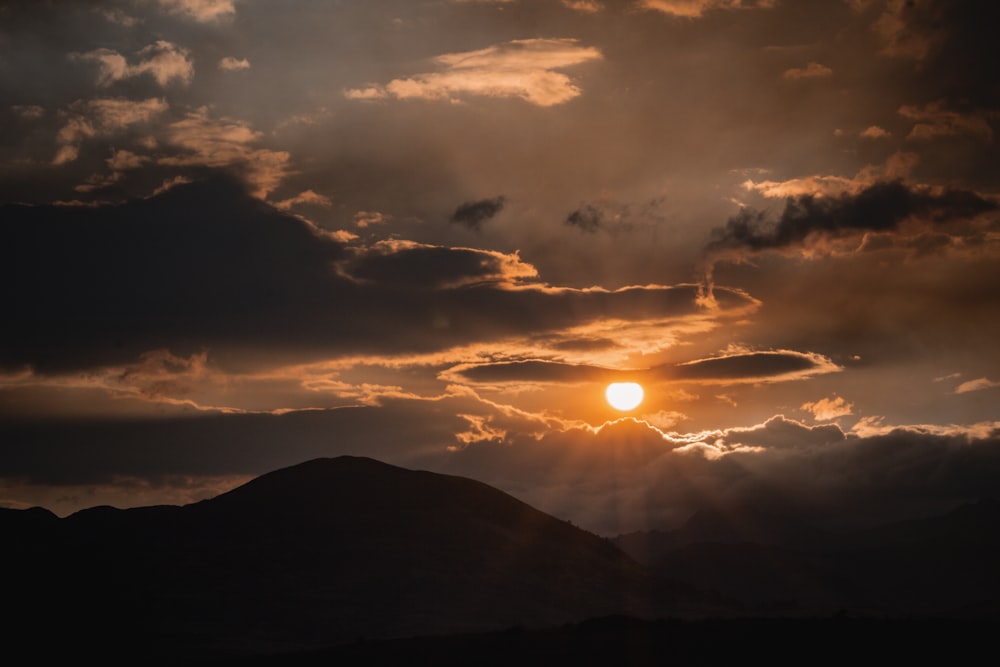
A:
<box><xmin>605</xmin><ymin>382</ymin><xmax>644</xmax><ymax>411</ymax></box>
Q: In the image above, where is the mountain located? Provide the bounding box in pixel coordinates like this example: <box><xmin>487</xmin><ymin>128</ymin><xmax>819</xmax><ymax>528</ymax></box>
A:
<box><xmin>614</xmin><ymin>505</ymin><xmax>834</xmax><ymax>565</ymax></box>
<box><xmin>613</xmin><ymin>499</ymin><xmax>1000</xmax><ymax>616</ymax></box>
<box><xmin>1</xmin><ymin>457</ymin><xmax>706</xmax><ymax>662</ymax></box>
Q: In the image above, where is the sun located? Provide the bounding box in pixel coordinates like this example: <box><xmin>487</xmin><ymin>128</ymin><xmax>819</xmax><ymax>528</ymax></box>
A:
<box><xmin>605</xmin><ymin>382</ymin><xmax>644</xmax><ymax>411</ymax></box>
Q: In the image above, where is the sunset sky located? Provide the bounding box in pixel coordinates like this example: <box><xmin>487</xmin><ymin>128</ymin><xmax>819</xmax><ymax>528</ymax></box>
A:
<box><xmin>2</xmin><ymin>0</ymin><xmax>998</xmax><ymax>535</ymax></box>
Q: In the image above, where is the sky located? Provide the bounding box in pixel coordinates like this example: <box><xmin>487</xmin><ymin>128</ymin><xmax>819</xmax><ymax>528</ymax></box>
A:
<box><xmin>1</xmin><ymin>0</ymin><xmax>998</xmax><ymax>535</ymax></box>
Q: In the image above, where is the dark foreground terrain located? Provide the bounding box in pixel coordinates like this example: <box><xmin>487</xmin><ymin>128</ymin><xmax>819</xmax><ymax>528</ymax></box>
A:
<box><xmin>250</xmin><ymin>615</ymin><xmax>1000</xmax><ymax>667</ymax></box>
<box><xmin>3</xmin><ymin>456</ymin><xmax>998</xmax><ymax>664</ymax></box>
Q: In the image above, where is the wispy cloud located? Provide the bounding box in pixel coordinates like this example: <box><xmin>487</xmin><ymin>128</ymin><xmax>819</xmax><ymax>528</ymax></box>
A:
<box><xmin>900</xmin><ymin>101</ymin><xmax>995</xmax><ymax>142</ymax></box>
<box><xmin>157</xmin><ymin>108</ymin><xmax>292</xmax><ymax>197</ymax></box>
<box><xmin>741</xmin><ymin>151</ymin><xmax>920</xmax><ymax>198</ymax></box>
<box><xmin>955</xmin><ymin>378</ymin><xmax>1000</xmax><ymax>394</ymax></box>
<box><xmin>801</xmin><ymin>395</ymin><xmax>854</xmax><ymax>421</ymax></box>
<box><xmin>344</xmin><ymin>38</ymin><xmax>602</xmax><ymax>107</ymax></box>
<box><xmin>218</xmin><ymin>57</ymin><xmax>250</xmax><ymax>72</ymax></box>
<box><xmin>72</xmin><ymin>41</ymin><xmax>194</xmax><ymax>88</ymax></box>
<box><xmin>639</xmin><ymin>0</ymin><xmax>776</xmax><ymax>18</ymax></box>
<box><xmin>53</xmin><ymin>97</ymin><xmax>168</xmax><ymax>165</ymax></box>
<box><xmin>561</xmin><ymin>0</ymin><xmax>603</xmax><ymax>12</ymax></box>
<box><xmin>158</xmin><ymin>0</ymin><xmax>237</xmax><ymax>22</ymax></box>
<box><xmin>451</xmin><ymin>196</ymin><xmax>506</xmax><ymax>230</ymax></box>
<box><xmin>860</xmin><ymin>125</ymin><xmax>891</xmax><ymax>139</ymax></box>
<box><xmin>783</xmin><ymin>62</ymin><xmax>833</xmax><ymax>80</ymax></box>
<box><xmin>274</xmin><ymin>190</ymin><xmax>333</xmax><ymax>211</ymax></box>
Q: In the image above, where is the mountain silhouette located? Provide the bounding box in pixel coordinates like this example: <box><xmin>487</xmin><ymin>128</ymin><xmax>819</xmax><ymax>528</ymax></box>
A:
<box><xmin>5</xmin><ymin>459</ymin><xmax>998</xmax><ymax>663</ymax></box>
<box><xmin>1</xmin><ymin>457</ymin><xmax>704</xmax><ymax>661</ymax></box>
<box><xmin>613</xmin><ymin>499</ymin><xmax>1000</xmax><ymax>616</ymax></box>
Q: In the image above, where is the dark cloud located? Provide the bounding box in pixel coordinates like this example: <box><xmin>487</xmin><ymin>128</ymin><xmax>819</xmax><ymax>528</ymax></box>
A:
<box><xmin>450</xmin><ymin>196</ymin><xmax>506</xmax><ymax>230</ymax></box>
<box><xmin>876</xmin><ymin>0</ymin><xmax>1000</xmax><ymax>108</ymax></box>
<box><xmin>453</xmin><ymin>350</ymin><xmax>835</xmax><ymax>385</ymax></box>
<box><xmin>707</xmin><ymin>181</ymin><xmax>996</xmax><ymax>256</ymax></box>
<box><xmin>669</xmin><ymin>351</ymin><xmax>827</xmax><ymax>381</ymax></box>
<box><xmin>0</xmin><ymin>177</ymin><xmax>753</xmax><ymax>373</ymax></box>
<box><xmin>454</xmin><ymin>360</ymin><xmax>615</xmax><ymax>384</ymax></box>
<box><xmin>565</xmin><ymin>204</ymin><xmax>604</xmax><ymax>232</ymax></box>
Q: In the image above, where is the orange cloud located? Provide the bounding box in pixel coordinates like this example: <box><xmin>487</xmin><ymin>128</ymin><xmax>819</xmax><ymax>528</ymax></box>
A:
<box><xmin>783</xmin><ymin>62</ymin><xmax>833</xmax><ymax>80</ymax></box>
<box><xmin>344</xmin><ymin>39</ymin><xmax>602</xmax><ymax>107</ymax></box>
<box><xmin>801</xmin><ymin>395</ymin><xmax>854</xmax><ymax>421</ymax></box>
<box><xmin>72</xmin><ymin>41</ymin><xmax>194</xmax><ymax>88</ymax></box>
<box><xmin>640</xmin><ymin>0</ymin><xmax>776</xmax><ymax>18</ymax></box>
<box><xmin>900</xmin><ymin>101</ymin><xmax>995</xmax><ymax>142</ymax></box>
<box><xmin>157</xmin><ymin>108</ymin><xmax>292</xmax><ymax>198</ymax></box>
<box><xmin>158</xmin><ymin>0</ymin><xmax>237</xmax><ymax>22</ymax></box>
<box><xmin>53</xmin><ymin>97</ymin><xmax>168</xmax><ymax>165</ymax></box>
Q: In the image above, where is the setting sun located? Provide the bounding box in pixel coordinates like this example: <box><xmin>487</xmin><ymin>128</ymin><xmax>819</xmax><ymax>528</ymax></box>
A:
<box><xmin>605</xmin><ymin>382</ymin><xmax>644</xmax><ymax>411</ymax></box>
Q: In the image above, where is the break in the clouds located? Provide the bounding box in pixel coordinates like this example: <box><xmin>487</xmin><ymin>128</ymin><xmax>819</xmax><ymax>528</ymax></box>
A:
<box><xmin>344</xmin><ymin>39</ymin><xmax>602</xmax><ymax>107</ymax></box>
<box><xmin>71</xmin><ymin>41</ymin><xmax>194</xmax><ymax>88</ymax></box>
<box><xmin>451</xmin><ymin>196</ymin><xmax>506</xmax><ymax>230</ymax></box>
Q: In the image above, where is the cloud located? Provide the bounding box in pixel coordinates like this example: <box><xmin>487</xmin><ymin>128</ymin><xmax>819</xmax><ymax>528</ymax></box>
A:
<box><xmin>354</xmin><ymin>211</ymin><xmax>390</xmax><ymax>228</ymax></box>
<box><xmin>668</xmin><ymin>350</ymin><xmax>840</xmax><ymax>383</ymax></box>
<box><xmin>342</xmin><ymin>239</ymin><xmax>538</xmax><ymax>289</ymax></box>
<box><xmin>157</xmin><ymin>108</ymin><xmax>292</xmax><ymax>197</ymax></box>
<box><xmin>344</xmin><ymin>38</ymin><xmax>602</xmax><ymax>107</ymax></box>
<box><xmin>53</xmin><ymin>97</ymin><xmax>168</xmax><ymax>165</ymax></box>
<box><xmin>107</xmin><ymin>149</ymin><xmax>149</xmax><ymax>172</ymax></box>
<box><xmin>11</xmin><ymin>105</ymin><xmax>45</xmax><ymax>120</ymax></box>
<box><xmin>72</xmin><ymin>41</ymin><xmax>194</xmax><ymax>88</ymax></box>
<box><xmin>899</xmin><ymin>102</ymin><xmax>995</xmax><ymax>142</ymax></box>
<box><xmin>801</xmin><ymin>395</ymin><xmax>854</xmax><ymax>421</ymax></box>
<box><xmin>742</xmin><ymin>152</ymin><xmax>921</xmax><ymax>198</ymax></box>
<box><xmin>955</xmin><ymin>378</ymin><xmax>1000</xmax><ymax>395</ymax></box>
<box><xmin>450</xmin><ymin>196</ymin><xmax>506</xmax><ymax>230</ymax></box>
<box><xmin>4</xmin><ymin>381</ymin><xmax>997</xmax><ymax>534</ymax></box>
<box><xmin>860</xmin><ymin>125</ymin><xmax>891</xmax><ymax>139</ymax></box>
<box><xmin>782</xmin><ymin>62</ymin><xmax>833</xmax><ymax>80</ymax></box>
<box><xmin>708</xmin><ymin>181</ymin><xmax>997</xmax><ymax>258</ymax></box>
<box><xmin>218</xmin><ymin>57</ymin><xmax>251</xmax><ymax>72</ymax></box>
<box><xmin>443</xmin><ymin>415</ymin><xmax>1000</xmax><ymax>533</ymax></box>
<box><xmin>158</xmin><ymin>0</ymin><xmax>237</xmax><ymax>22</ymax></box>
<box><xmin>452</xmin><ymin>349</ymin><xmax>840</xmax><ymax>385</ymax></box>
<box><xmin>98</xmin><ymin>8</ymin><xmax>141</xmax><ymax>26</ymax></box>
<box><xmin>561</xmin><ymin>0</ymin><xmax>603</xmax><ymax>12</ymax></box>
<box><xmin>274</xmin><ymin>190</ymin><xmax>333</xmax><ymax>211</ymax></box>
<box><xmin>566</xmin><ymin>204</ymin><xmax>604</xmax><ymax>232</ymax></box>
<box><xmin>639</xmin><ymin>0</ymin><xmax>776</xmax><ymax>18</ymax></box>
<box><xmin>872</xmin><ymin>0</ymin><xmax>946</xmax><ymax>61</ymax></box>
<box><xmin>0</xmin><ymin>178</ymin><xmax>759</xmax><ymax>374</ymax></box>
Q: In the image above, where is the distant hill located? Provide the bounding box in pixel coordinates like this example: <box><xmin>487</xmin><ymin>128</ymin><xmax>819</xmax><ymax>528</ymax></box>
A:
<box><xmin>1</xmin><ymin>457</ymin><xmax>708</xmax><ymax>662</ymax></box>
<box><xmin>613</xmin><ymin>499</ymin><xmax>1000</xmax><ymax>616</ymax></box>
